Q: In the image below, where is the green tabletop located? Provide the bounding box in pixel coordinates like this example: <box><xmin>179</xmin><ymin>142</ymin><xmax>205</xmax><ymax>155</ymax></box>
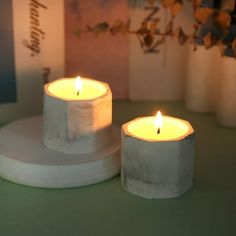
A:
<box><xmin>0</xmin><ymin>101</ymin><xmax>235</xmax><ymax>236</ymax></box>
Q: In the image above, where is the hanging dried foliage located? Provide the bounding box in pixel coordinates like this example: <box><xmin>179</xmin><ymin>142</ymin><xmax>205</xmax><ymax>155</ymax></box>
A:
<box><xmin>75</xmin><ymin>0</ymin><xmax>236</xmax><ymax>59</ymax></box>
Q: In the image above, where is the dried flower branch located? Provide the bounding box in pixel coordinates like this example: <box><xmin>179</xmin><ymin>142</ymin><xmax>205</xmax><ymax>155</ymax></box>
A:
<box><xmin>75</xmin><ymin>0</ymin><xmax>236</xmax><ymax>58</ymax></box>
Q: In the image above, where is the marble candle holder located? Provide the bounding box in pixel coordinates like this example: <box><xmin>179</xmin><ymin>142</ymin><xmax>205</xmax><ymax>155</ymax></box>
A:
<box><xmin>43</xmin><ymin>78</ymin><xmax>112</xmax><ymax>154</ymax></box>
<box><xmin>121</xmin><ymin>117</ymin><xmax>195</xmax><ymax>199</ymax></box>
<box><xmin>0</xmin><ymin>77</ymin><xmax>121</xmax><ymax>188</ymax></box>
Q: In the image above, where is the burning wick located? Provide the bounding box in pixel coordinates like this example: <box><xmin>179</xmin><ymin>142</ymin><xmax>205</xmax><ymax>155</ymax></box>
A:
<box><xmin>155</xmin><ymin>111</ymin><xmax>163</xmax><ymax>135</ymax></box>
<box><xmin>75</xmin><ymin>76</ymin><xmax>82</xmax><ymax>96</ymax></box>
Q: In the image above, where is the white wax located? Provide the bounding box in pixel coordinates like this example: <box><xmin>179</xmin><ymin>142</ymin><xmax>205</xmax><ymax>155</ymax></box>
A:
<box><xmin>126</xmin><ymin>116</ymin><xmax>192</xmax><ymax>141</ymax></box>
<box><xmin>217</xmin><ymin>56</ymin><xmax>236</xmax><ymax>127</ymax></box>
<box><xmin>186</xmin><ymin>46</ymin><xmax>220</xmax><ymax>112</ymax></box>
<box><xmin>43</xmin><ymin>77</ymin><xmax>112</xmax><ymax>154</ymax></box>
<box><xmin>47</xmin><ymin>78</ymin><xmax>107</xmax><ymax>100</ymax></box>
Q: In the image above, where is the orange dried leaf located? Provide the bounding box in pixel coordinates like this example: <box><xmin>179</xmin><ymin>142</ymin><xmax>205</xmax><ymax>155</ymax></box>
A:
<box><xmin>218</xmin><ymin>42</ymin><xmax>225</xmax><ymax>57</ymax></box>
<box><xmin>110</xmin><ymin>20</ymin><xmax>124</xmax><ymax>35</ymax></box>
<box><xmin>171</xmin><ymin>2</ymin><xmax>183</xmax><ymax>17</ymax></box>
<box><xmin>203</xmin><ymin>32</ymin><xmax>212</xmax><ymax>49</ymax></box>
<box><xmin>165</xmin><ymin>20</ymin><xmax>173</xmax><ymax>34</ymax></box>
<box><xmin>160</xmin><ymin>0</ymin><xmax>176</xmax><ymax>8</ymax></box>
<box><xmin>194</xmin><ymin>0</ymin><xmax>202</xmax><ymax>6</ymax></box>
<box><xmin>194</xmin><ymin>7</ymin><xmax>213</xmax><ymax>24</ymax></box>
<box><xmin>212</xmin><ymin>10</ymin><xmax>231</xmax><ymax>33</ymax></box>
<box><xmin>138</xmin><ymin>22</ymin><xmax>148</xmax><ymax>35</ymax></box>
<box><xmin>176</xmin><ymin>27</ymin><xmax>188</xmax><ymax>45</ymax></box>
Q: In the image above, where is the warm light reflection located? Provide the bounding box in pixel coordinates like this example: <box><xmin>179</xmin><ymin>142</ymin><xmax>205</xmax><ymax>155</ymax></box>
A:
<box><xmin>47</xmin><ymin>78</ymin><xmax>107</xmax><ymax>100</ymax></box>
<box><xmin>75</xmin><ymin>76</ymin><xmax>82</xmax><ymax>95</ymax></box>
<box><xmin>155</xmin><ymin>111</ymin><xmax>163</xmax><ymax>134</ymax></box>
<box><xmin>126</xmin><ymin>116</ymin><xmax>191</xmax><ymax>141</ymax></box>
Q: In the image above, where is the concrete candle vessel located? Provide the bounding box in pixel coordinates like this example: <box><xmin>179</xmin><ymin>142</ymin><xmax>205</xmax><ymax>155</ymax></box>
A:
<box><xmin>121</xmin><ymin>116</ymin><xmax>195</xmax><ymax>199</ymax></box>
<box><xmin>43</xmin><ymin>78</ymin><xmax>112</xmax><ymax>154</ymax></box>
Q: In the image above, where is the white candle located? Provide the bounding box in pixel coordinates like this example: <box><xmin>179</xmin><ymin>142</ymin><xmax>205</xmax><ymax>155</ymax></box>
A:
<box><xmin>47</xmin><ymin>77</ymin><xmax>107</xmax><ymax>100</ymax></box>
<box><xmin>217</xmin><ymin>57</ymin><xmax>236</xmax><ymax>127</ymax></box>
<box><xmin>43</xmin><ymin>76</ymin><xmax>112</xmax><ymax>154</ymax></box>
<box><xmin>126</xmin><ymin>115</ymin><xmax>192</xmax><ymax>141</ymax></box>
<box><xmin>186</xmin><ymin>46</ymin><xmax>220</xmax><ymax>112</ymax></box>
<box><xmin>121</xmin><ymin>112</ymin><xmax>195</xmax><ymax>199</ymax></box>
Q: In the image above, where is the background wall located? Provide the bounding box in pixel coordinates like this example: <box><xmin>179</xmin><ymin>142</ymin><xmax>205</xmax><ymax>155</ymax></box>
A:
<box><xmin>65</xmin><ymin>0</ymin><xmax>195</xmax><ymax>101</ymax></box>
<box><xmin>128</xmin><ymin>0</ymin><xmax>194</xmax><ymax>101</ymax></box>
<box><xmin>65</xmin><ymin>0</ymin><xmax>129</xmax><ymax>99</ymax></box>
<box><xmin>0</xmin><ymin>0</ymin><xmax>216</xmax><ymax>123</ymax></box>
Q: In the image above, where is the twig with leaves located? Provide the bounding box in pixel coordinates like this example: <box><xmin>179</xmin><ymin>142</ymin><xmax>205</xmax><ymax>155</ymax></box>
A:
<box><xmin>74</xmin><ymin>0</ymin><xmax>236</xmax><ymax>58</ymax></box>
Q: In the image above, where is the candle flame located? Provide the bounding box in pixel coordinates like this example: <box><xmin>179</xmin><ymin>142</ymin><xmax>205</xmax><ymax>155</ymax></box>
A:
<box><xmin>75</xmin><ymin>76</ymin><xmax>82</xmax><ymax>95</ymax></box>
<box><xmin>155</xmin><ymin>111</ymin><xmax>163</xmax><ymax>134</ymax></box>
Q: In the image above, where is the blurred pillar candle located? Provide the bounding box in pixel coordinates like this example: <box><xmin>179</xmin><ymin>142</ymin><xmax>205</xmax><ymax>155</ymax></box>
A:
<box><xmin>217</xmin><ymin>57</ymin><xmax>236</xmax><ymax>127</ymax></box>
<box><xmin>185</xmin><ymin>46</ymin><xmax>220</xmax><ymax>112</ymax></box>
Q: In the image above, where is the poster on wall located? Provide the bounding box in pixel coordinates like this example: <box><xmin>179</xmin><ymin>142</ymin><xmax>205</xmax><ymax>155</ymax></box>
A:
<box><xmin>0</xmin><ymin>0</ymin><xmax>65</xmax><ymax>124</ymax></box>
<box><xmin>0</xmin><ymin>0</ymin><xmax>17</xmax><ymax>104</ymax></box>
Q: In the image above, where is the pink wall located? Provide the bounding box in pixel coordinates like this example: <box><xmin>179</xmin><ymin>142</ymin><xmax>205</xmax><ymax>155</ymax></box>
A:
<box><xmin>65</xmin><ymin>0</ymin><xmax>129</xmax><ymax>99</ymax></box>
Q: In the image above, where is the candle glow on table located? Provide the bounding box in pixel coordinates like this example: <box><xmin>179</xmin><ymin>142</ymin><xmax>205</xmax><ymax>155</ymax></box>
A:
<box><xmin>127</xmin><ymin>113</ymin><xmax>192</xmax><ymax>141</ymax></box>
<box><xmin>47</xmin><ymin>77</ymin><xmax>107</xmax><ymax>100</ymax></box>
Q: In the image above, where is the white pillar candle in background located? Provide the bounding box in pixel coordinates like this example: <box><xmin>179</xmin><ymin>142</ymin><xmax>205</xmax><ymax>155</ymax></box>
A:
<box><xmin>121</xmin><ymin>112</ymin><xmax>195</xmax><ymax>199</ymax></box>
<box><xmin>217</xmin><ymin>57</ymin><xmax>236</xmax><ymax>127</ymax></box>
<box><xmin>185</xmin><ymin>46</ymin><xmax>220</xmax><ymax>112</ymax></box>
<box><xmin>43</xmin><ymin>77</ymin><xmax>112</xmax><ymax>154</ymax></box>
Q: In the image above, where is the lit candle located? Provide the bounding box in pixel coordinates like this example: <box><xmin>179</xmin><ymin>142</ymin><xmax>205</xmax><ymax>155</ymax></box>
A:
<box><xmin>121</xmin><ymin>112</ymin><xmax>195</xmax><ymax>199</ymax></box>
<box><xmin>126</xmin><ymin>112</ymin><xmax>192</xmax><ymax>141</ymax></box>
<box><xmin>46</xmin><ymin>77</ymin><xmax>108</xmax><ymax>100</ymax></box>
<box><xmin>43</xmin><ymin>76</ymin><xmax>112</xmax><ymax>154</ymax></box>
<box><xmin>155</xmin><ymin>111</ymin><xmax>162</xmax><ymax>134</ymax></box>
<box><xmin>75</xmin><ymin>76</ymin><xmax>82</xmax><ymax>96</ymax></box>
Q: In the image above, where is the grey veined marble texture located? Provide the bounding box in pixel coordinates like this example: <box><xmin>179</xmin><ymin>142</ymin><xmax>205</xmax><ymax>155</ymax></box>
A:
<box><xmin>121</xmin><ymin>119</ymin><xmax>195</xmax><ymax>199</ymax></box>
<box><xmin>43</xmin><ymin>79</ymin><xmax>112</xmax><ymax>154</ymax></box>
<box><xmin>0</xmin><ymin>117</ymin><xmax>121</xmax><ymax>188</ymax></box>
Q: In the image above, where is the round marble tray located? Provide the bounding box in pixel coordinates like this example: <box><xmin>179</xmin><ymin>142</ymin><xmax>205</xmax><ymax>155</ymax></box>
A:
<box><xmin>0</xmin><ymin>116</ymin><xmax>121</xmax><ymax>188</ymax></box>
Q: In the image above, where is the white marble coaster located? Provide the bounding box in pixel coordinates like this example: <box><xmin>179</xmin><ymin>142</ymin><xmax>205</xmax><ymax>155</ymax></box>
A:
<box><xmin>0</xmin><ymin>116</ymin><xmax>120</xmax><ymax>188</ymax></box>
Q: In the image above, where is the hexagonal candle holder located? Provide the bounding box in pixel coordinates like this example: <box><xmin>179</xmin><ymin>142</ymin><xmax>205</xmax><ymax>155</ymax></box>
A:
<box><xmin>43</xmin><ymin>77</ymin><xmax>112</xmax><ymax>154</ymax></box>
<box><xmin>0</xmin><ymin>76</ymin><xmax>121</xmax><ymax>188</ymax></box>
<box><xmin>121</xmin><ymin>113</ymin><xmax>195</xmax><ymax>199</ymax></box>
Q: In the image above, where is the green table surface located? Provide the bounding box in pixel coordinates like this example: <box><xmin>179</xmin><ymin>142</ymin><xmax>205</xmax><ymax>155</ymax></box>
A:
<box><xmin>0</xmin><ymin>101</ymin><xmax>235</xmax><ymax>236</ymax></box>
